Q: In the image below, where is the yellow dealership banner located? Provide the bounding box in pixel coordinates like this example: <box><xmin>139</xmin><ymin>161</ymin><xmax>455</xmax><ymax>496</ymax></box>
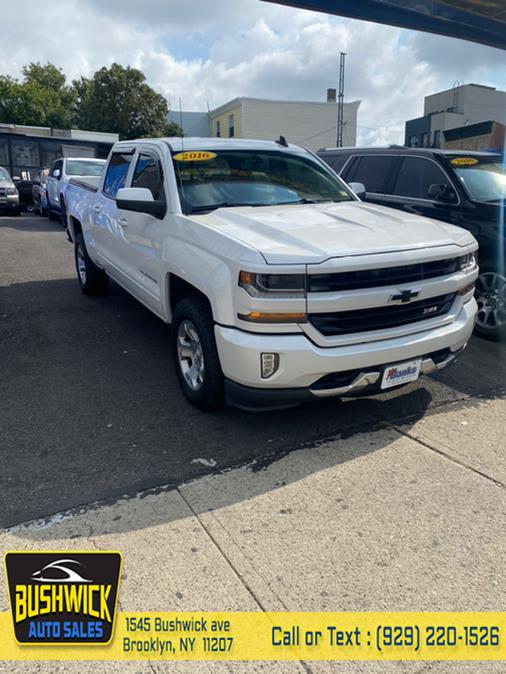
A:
<box><xmin>0</xmin><ymin>611</ymin><xmax>504</xmax><ymax>661</ymax></box>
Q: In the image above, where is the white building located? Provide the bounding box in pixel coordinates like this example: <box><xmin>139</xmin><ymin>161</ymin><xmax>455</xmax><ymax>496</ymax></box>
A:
<box><xmin>209</xmin><ymin>95</ymin><xmax>361</xmax><ymax>152</ymax></box>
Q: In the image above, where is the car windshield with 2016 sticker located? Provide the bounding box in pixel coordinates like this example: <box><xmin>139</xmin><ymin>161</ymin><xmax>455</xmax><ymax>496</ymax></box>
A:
<box><xmin>172</xmin><ymin>149</ymin><xmax>354</xmax><ymax>214</ymax></box>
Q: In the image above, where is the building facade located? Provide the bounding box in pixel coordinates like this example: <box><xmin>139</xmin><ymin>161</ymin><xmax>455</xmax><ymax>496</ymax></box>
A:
<box><xmin>166</xmin><ymin>111</ymin><xmax>210</xmax><ymax>137</ymax></box>
<box><xmin>405</xmin><ymin>83</ymin><xmax>506</xmax><ymax>149</ymax></box>
<box><xmin>208</xmin><ymin>96</ymin><xmax>360</xmax><ymax>152</ymax></box>
<box><xmin>443</xmin><ymin>120</ymin><xmax>505</xmax><ymax>153</ymax></box>
<box><xmin>0</xmin><ymin>124</ymin><xmax>118</xmax><ymax>179</ymax></box>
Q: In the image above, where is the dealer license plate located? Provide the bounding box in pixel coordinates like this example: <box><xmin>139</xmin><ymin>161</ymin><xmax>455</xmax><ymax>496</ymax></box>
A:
<box><xmin>381</xmin><ymin>358</ymin><xmax>422</xmax><ymax>390</ymax></box>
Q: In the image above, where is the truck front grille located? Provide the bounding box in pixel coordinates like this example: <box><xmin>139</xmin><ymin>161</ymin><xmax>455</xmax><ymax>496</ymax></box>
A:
<box><xmin>308</xmin><ymin>258</ymin><xmax>462</xmax><ymax>292</ymax></box>
<box><xmin>309</xmin><ymin>293</ymin><xmax>456</xmax><ymax>336</ymax></box>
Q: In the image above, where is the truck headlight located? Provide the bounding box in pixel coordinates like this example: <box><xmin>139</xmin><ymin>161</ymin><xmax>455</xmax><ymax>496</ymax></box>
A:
<box><xmin>6</xmin><ymin>187</ymin><xmax>18</xmax><ymax>196</ymax></box>
<box><xmin>239</xmin><ymin>271</ymin><xmax>305</xmax><ymax>298</ymax></box>
<box><xmin>458</xmin><ymin>252</ymin><xmax>476</xmax><ymax>271</ymax></box>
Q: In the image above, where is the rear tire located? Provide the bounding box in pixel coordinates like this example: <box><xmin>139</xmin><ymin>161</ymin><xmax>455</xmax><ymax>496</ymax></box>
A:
<box><xmin>171</xmin><ymin>297</ymin><xmax>224</xmax><ymax>411</ymax></box>
<box><xmin>74</xmin><ymin>233</ymin><xmax>109</xmax><ymax>296</ymax></box>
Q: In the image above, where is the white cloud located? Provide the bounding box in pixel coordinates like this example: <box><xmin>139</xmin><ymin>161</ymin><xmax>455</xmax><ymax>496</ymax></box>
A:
<box><xmin>0</xmin><ymin>0</ymin><xmax>502</xmax><ymax>145</ymax></box>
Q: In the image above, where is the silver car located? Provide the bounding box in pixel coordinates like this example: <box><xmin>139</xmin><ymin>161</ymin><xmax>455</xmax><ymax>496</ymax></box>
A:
<box><xmin>0</xmin><ymin>166</ymin><xmax>20</xmax><ymax>216</ymax></box>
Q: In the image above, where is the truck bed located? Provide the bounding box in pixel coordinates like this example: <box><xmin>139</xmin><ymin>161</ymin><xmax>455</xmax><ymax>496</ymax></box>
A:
<box><xmin>68</xmin><ymin>177</ymin><xmax>99</xmax><ymax>192</ymax></box>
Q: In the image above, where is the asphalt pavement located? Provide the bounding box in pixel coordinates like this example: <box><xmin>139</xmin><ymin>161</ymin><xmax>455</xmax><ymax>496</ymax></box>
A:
<box><xmin>1</xmin><ymin>214</ymin><xmax>505</xmax><ymax>528</ymax></box>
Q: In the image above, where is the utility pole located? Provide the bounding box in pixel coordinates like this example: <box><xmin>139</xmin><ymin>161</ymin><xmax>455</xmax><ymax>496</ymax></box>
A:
<box><xmin>337</xmin><ymin>52</ymin><xmax>346</xmax><ymax>147</ymax></box>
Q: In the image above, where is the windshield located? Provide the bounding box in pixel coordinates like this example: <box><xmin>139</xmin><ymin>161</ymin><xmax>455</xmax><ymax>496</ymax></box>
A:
<box><xmin>172</xmin><ymin>149</ymin><xmax>353</xmax><ymax>214</ymax></box>
<box><xmin>0</xmin><ymin>167</ymin><xmax>11</xmax><ymax>181</ymax></box>
<box><xmin>66</xmin><ymin>160</ymin><xmax>105</xmax><ymax>177</ymax></box>
<box><xmin>450</xmin><ymin>156</ymin><xmax>505</xmax><ymax>203</ymax></box>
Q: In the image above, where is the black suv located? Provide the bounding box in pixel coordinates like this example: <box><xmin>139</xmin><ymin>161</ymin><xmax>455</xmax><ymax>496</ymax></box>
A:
<box><xmin>318</xmin><ymin>146</ymin><xmax>506</xmax><ymax>340</ymax></box>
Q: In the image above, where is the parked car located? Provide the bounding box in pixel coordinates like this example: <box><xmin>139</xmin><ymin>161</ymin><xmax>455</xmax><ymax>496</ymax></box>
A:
<box><xmin>32</xmin><ymin>169</ymin><xmax>50</xmax><ymax>216</ymax></box>
<box><xmin>0</xmin><ymin>166</ymin><xmax>20</xmax><ymax>216</ymax></box>
<box><xmin>14</xmin><ymin>178</ymin><xmax>37</xmax><ymax>212</ymax></box>
<box><xmin>46</xmin><ymin>157</ymin><xmax>106</xmax><ymax>223</ymax></box>
<box><xmin>318</xmin><ymin>146</ymin><xmax>506</xmax><ymax>340</ymax></box>
<box><xmin>65</xmin><ymin>138</ymin><xmax>478</xmax><ymax>411</ymax></box>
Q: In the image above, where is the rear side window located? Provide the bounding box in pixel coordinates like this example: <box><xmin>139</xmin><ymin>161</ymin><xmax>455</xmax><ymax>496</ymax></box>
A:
<box><xmin>346</xmin><ymin>155</ymin><xmax>395</xmax><ymax>193</ymax></box>
<box><xmin>103</xmin><ymin>153</ymin><xmax>133</xmax><ymax>198</ymax></box>
<box><xmin>393</xmin><ymin>157</ymin><xmax>454</xmax><ymax>200</ymax></box>
<box><xmin>132</xmin><ymin>153</ymin><xmax>164</xmax><ymax>200</ymax></box>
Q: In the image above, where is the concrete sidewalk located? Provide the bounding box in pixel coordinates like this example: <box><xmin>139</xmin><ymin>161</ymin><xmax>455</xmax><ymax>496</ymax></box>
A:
<box><xmin>1</xmin><ymin>396</ymin><xmax>504</xmax><ymax>674</ymax></box>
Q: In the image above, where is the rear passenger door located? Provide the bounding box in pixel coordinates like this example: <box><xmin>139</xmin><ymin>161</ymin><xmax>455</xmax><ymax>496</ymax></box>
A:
<box><xmin>90</xmin><ymin>149</ymin><xmax>135</xmax><ymax>274</ymax></box>
<box><xmin>114</xmin><ymin>147</ymin><xmax>167</xmax><ymax>315</ymax></box>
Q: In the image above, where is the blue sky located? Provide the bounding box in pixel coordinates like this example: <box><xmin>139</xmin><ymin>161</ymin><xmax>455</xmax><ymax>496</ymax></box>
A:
<box><xmin>0</xmin><ymin>0</ymin><xmax>504</xmax><ymax>144</ymax></box>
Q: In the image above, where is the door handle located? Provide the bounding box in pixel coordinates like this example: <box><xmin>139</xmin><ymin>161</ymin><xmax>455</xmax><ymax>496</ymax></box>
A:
<box><xmin>92</xmin><ymin>205</ymin><xmax>102</xmax><ymax>213</ymax></box>
<box><xmin>118</xmin><ymin>218</ymin><xmax>128</xmax><ymax>227</ymax></box>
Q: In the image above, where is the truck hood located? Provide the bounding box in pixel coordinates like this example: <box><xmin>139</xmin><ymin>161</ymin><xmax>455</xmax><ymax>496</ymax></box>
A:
<box><xmin>194</xmin><ymin>201</ymin><xmax>474</xmax><ymax>264</ymax></box>
<box><xmin>0</xmin><ymin>179</ymin><xmax>15</xmax><ymax>189</ymax></box>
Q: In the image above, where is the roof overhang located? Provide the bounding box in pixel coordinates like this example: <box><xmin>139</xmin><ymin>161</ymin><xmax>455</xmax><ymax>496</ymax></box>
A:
<box><xmin>262</xmin><ymin>0</ymin><xmax>506</xmax><ymax>50</ymax></box>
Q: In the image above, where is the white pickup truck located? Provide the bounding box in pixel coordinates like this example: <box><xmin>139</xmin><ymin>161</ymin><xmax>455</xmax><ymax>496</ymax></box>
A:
<box><xmin>65</xmin><ymin>138</ymin><xmax>478</xmax><ymax>411</ymax></box>
<box><xmin>47</xmin><ymin>157</ymin><xmax>106</xmax><ymax>222</ymax></box>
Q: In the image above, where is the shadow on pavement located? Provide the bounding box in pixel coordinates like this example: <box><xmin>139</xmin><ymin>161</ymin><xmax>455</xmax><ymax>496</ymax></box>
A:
<box><xmin>1</xmin><ymin>274</ymin><xmax>504</xmax><ymax>530</ymax></box>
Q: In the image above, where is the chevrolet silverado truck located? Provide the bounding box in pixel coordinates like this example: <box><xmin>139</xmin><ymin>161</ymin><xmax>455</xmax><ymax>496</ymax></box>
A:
<box><xmin>65</xmin><ymin>138</ymin><xmax>478</xmax><ymax>411</ymax></box>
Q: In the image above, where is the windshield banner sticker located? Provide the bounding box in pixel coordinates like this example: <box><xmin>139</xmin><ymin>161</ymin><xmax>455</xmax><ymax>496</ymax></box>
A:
<box><xmin>450</xmin><ymin>157</ymin><xmax>480</xmax><ymax>166</ymax></box>
<box><xmin>173</xmin><ymin>151</ymin><xmax>217</xmax><ymax>162</ymax></box>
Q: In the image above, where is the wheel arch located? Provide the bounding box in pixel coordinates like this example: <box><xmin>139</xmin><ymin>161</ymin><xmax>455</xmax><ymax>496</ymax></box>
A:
<box><xmin>166</xmin><ymin>273</ymin><xmax>213</xmax><ymax>324</ymax></box>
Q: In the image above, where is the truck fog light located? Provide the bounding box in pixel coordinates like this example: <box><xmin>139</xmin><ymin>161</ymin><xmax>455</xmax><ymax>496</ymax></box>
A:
<box><xmin>261</xmin><ymin>353</ymin><xmax>279</xmax><ymax>379</ymax></box>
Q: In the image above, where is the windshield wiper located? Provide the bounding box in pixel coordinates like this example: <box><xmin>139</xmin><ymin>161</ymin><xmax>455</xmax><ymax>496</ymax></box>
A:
<box><xmin>276</xmin><ymin>198</ymin><xmax>333</xmax><ymax>205</ymax></box>
<box><xmin>188</xmin><ymin>202</ymin><xmax>245</xmax><ymax>213</ymax></box>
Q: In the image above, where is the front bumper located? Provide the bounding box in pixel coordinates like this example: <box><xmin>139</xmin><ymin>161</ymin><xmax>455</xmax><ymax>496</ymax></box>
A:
<box><xmin>216</xmin><ymin>299</ymin><xmax>477</xmax><ymax>410</ymax></box>
<box><xmin>0</xmin><ymin>198</ymin><xmax>19</xmax><ymax>212</ymax></box>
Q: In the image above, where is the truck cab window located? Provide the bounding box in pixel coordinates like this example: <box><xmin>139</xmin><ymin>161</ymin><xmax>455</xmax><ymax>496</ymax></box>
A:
<box><xmin>132</xmin><ymin>153</ymin><xmax>164</xmax><ymax>200</ymax></box>
<box><xmin>103</xmin><ymin>153</ymin><xmax>132</xmax><ymax>198</ymax></box>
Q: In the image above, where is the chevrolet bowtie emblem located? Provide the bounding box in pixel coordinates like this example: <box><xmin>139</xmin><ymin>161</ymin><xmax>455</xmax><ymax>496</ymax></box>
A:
<box><xmin>391</xmin><ymin>289</ymin><xmax>420</xmax><ymax>303</ymax></box>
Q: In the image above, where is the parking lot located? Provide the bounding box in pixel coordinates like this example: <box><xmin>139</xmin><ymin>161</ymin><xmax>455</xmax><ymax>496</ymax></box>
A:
<box><xmin>1</xmin><ymin>213</ymin><xmax>505</xmax><ymax>673</ymax></box>
<box><xmin>1</xmin><ymin>213</ymin><xmax>505</xmax><ymax>528</ymax></box>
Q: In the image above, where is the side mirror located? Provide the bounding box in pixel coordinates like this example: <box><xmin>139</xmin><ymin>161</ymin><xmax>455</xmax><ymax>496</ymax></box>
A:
<box><xmin>53</xmin><ymin>169</ymin><xmax>61</xmax><ymax>179</ymax></box>
<box><xmin>348</xmin><ymin>182</ymin><xmax>366</xmax><ymax>199</ymax></box>
<box><xmin>428</xmin><ymin>183</ymin><xmax>457</xmax><ymax>203</ymax></box>
<box><xmin>116</xmin><ymin>187</ymin><xmax>166</xmax><ymax>218</ymax></box>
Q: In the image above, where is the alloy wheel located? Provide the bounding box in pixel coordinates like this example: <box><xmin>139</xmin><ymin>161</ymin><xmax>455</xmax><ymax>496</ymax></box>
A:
<box><xmin>177</xmin><ymin>319</ymin><xmax>205</xmax><ymax>391</ymax></box>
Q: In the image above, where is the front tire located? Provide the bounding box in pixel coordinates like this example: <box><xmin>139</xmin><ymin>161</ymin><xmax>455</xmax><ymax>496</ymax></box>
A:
<box><xmin>474</xmin><ymin>267</ymin><xmax>506</xmax><ymax>341</ymax></box>
<box><xmin>172</xmin><ymin>297</ymin><xmax>224</xmax><ymax>411</ymax></box>
<box><xmin>74</xmin><ymin>233</ymin><xmax>109</xmax><ymax>296</ymax></box>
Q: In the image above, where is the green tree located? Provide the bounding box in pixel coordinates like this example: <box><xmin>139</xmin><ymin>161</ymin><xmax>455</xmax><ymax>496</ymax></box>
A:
<box><xmin>167</xmin><ymin>121</ymin><xmax>184</xmax><ymax>137</ymax></box>
<box><xmin>22</xmin><ymin>62</ymin><xmax>66</xmax><ymax>91</ymax></box>
<box><xmin>0</xmin><ymin>62</ymin><xmax>74</xmax><ymax>128</ymax></box>
<box><xmin>73</xmin><ymin>63</ymin><xmax>173</xmax><ymax>140</ymax></box>
<box><xmin>0</xmin><ymin>76</ymin><xmax>49</xmax><ymax>126</ymax></box>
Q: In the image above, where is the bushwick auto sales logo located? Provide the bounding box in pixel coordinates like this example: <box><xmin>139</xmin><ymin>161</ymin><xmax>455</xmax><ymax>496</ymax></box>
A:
<box><xmin>4</xmin><ymin>551</ymin><xmax>122</xmax><ymax>644</ymax></box>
